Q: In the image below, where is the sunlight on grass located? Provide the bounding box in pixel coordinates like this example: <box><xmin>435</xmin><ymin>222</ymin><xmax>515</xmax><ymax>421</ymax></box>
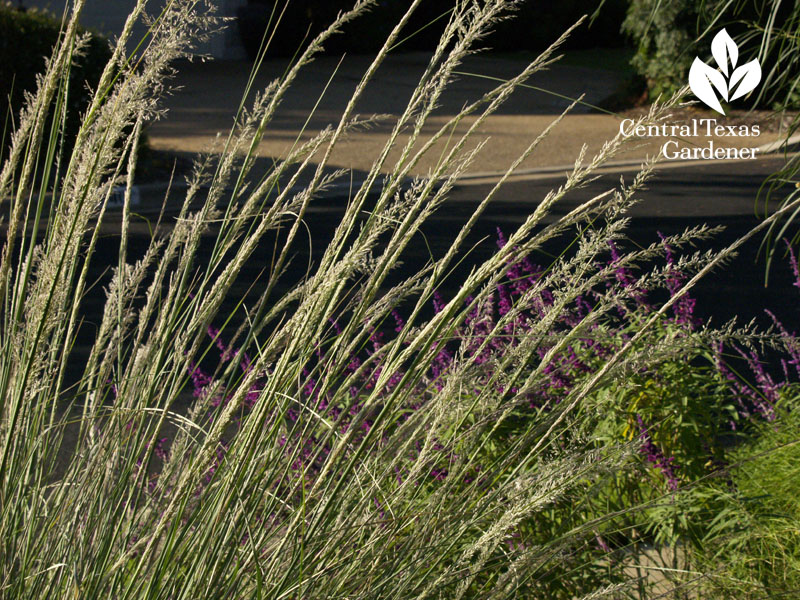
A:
<box><xmin>0</xmin><ymin>1</ymin><xmax>799</xmax><ymax>598</ymax></box>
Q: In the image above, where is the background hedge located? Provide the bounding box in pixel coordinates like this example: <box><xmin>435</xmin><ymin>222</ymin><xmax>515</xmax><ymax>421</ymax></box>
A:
<box><xmin>622</xmin><ymin>0</ymin><xmax>800</xmax><ymax>109</ymax></box>
<box><xmin>0</xmin><ymin>3</ymin><xmax>111</xmax><ymax>156</ymax></box>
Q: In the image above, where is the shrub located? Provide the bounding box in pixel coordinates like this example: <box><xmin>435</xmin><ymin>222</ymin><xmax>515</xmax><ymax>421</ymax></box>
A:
<box><xmin>0</xmin><ymin>2</ymin><xmax>111</xmax><ymax>157</ymax></box>
<box><xmin>681</xmin><ymin>250</ymin><xmax>800</xmax><ymax>597</ymax></box>
<box><xmin>622</xmin><ymin>0</ymin><xmax>800</xmax><ymax>109</ymax></box>
<box><xmin>621</xmin><ymin>0</ymin><xmax>699</xmax><ymax>101</ymax></box>
<box><xmin>697</xmin><ymin>402</ymin><xmax>800</xmax><ymax>597</ymax></box>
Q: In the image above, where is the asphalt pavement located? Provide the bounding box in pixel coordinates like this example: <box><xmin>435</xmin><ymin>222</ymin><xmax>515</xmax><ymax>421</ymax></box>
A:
<box><xmin>127</xmin><ymin>54</ymin><xmax>800</xmax><ymax>335</ymax></box>
<box><xmin>148</xmin><ymin>53</ymin><xmax>794</xmax><ymax>170</ymax></box>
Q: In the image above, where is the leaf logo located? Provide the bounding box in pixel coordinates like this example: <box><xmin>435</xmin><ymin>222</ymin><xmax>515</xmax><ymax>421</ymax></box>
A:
<box><xmin>689</xmin><ymin>28</ymin><xmax>761</xmax><ymax>115</ymax></box>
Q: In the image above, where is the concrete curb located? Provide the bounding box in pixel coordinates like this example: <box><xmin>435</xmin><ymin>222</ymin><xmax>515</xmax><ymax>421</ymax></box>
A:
<box><xmin>754</xmin><ymin>132</ymin><xmax>800</xmax><ymax>154</ymax></box>
<box><xmin>454</xmin><ymin>134</ymin><xmax>800</xmax><ymax>182</ymax></box>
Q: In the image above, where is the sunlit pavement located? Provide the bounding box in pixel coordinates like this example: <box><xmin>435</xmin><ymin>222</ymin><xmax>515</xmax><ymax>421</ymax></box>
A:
<box><xmin>147</xmin><ymin>53</ymin><xmax>790</xmax><ymax>178</ymax></box>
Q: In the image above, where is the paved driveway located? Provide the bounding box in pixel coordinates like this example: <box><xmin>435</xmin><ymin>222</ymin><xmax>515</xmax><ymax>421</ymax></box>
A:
<box><xmin>147</xmin><ymin>52</ymin><xmax>786</xmax><ymax>180</ymax></box>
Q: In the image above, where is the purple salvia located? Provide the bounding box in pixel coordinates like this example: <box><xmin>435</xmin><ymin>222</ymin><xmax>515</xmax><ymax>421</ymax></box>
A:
<box><xmin>497</xmin><ymin>281</ymin><xmax>513</xmax><ymax>317</ymax></box>
<box><xmin>188</xmin><ymin>361</ymin><xmax>213</xmax><ymax>398</ymax></box>
<box><xmin>430</xmin><ymin>468</ymin><xmax>448</xmax><ymax>481</ymax></box>
<box><xmin>329</xmin><ymin>317</ymin><xmax>343</xmax><ymax>336</ymax></box>
<box><xmin>430</xmin><ymin>341</ymin><xmax>454</xmax><ymax>390</ymax></box>
<box><xmin>391</xmin><ymin>309</ymin><xmax>405</xmax><ymax>333</ymax></box>
<box><xmin>387</xmin><ymin>369</ymin><xmax>404</xmax><ymax>390</ymax></box>
<box><xmin>608</xmin><ymin>240</ymin><xmax>635</xmax><ymax>289</ymax></box>
<box><xmin>346</xmin><ymin>355</ymin><xmax>362</xmax><ymax>374</ymax></box>
<box><xmin>154</xmin><ymin>438</ymin><xmax>169</xmax><ymax>461</ymax></box>
<box><xmin>496</xmin><ymin>227</ymin><xmax>508</xmax><ymax>249</ymax></box>
<box><xmin>239</xmin><ymin>351</ymin><xmax>252</xmax><ymax>374</ymax></box>
<box><xmin>370</xmin><ymin>327</ymin><xmax>384</xmax><ymax>353</ymax></box>
<box><xmin>208</xmin><ymin>326</ymin><xmax>234</xmax><ymax>362</ymax></box>
<box><xmin>432</xmin><ymin>290</ymin><xmax>446</xmax><ymax>315</ymax></box>
<box><xmin>302</xmin><ymin>367</ymin><xmax>318</xmax><ymax>401</ymax></box>
<box><xmin>786</xmin><ymin>239</ymin><xmax>800</xmax><ymax>289</ymax></box>
<box><xmin>657</xmin><ymin>231</ymin><xmax>675</xmax><ymax>265</ymax></box>
<box><xmin>636</xmin><ymin>415</ymin><xmax>679</xmax><ymax>491</ymax></box>
<box><xmin>658</xmin><ymin>231</ymin><xmax>696</xmax><ymax>326</ymax></box>
<box><xmin>575</xmin><ymin>295</ymin><xmax>593</xmax><ymax>317</ymax></box>
<box><xmin>244</xmin><ymin>385</ymin><xmax>260</xmax><ymax>409</ymax></box>
<box><xmin>765</xmin><ymin>309</ymin><xmax>800</xmax><ymax>379</ymax></box>
<box><xmin>734</xmin><ymin>346</ymin><xmax>779</xmax><ymax>420</ymax></box>
<box><xmin>564</xmin><ymin>346</ymin><xmax>591</xmax><ymax>374</ymax></box>
<box><xmin>713</xmin><ymin>342</ymin><xmax>756</xmax><ymax>419</ymax></box>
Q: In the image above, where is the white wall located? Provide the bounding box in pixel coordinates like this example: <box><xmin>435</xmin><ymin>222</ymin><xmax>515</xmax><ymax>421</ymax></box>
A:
<box><xmin>21</xmin><ymin>0</ymin><xmax>248</xmax><ymax>59</ymax></box>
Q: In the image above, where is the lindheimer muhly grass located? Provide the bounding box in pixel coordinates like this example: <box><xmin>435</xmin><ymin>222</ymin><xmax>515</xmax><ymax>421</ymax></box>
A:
<box><xmin>1</xmin><ymin>0</ymin><xmax>799</xmax><ymax>598</ymax></box>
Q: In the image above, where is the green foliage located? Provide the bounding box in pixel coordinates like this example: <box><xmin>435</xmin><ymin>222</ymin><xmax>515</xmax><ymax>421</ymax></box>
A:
<box><xmin>622</xmin><ymin>0</ymin><xmax>800</xmax><ymax>109</ymax></box>
<box><xmin>573</xmin><ymin>332</ymin><xmax>739</xmax><ymax>546</ymax></box>
<box><xmin>599</xmin><ymin>364</ymin><xmax>732</xmax><ymax>476</ymax></box>
<box><xmin>621</xmin><ymin>0</ymin><xmax>699</xmax><ymax>100</ymax></box>
<box><xmin>703</xmin><ymin>0</ymin><xmax>800</xmax><ymax>111</ymax></box>
<box><xmin>583</xmin><ymin>356</ymin><xmax>740</xmax><ymax>560</ymax></box>
<box><xmin>0</xmin><ymin>2</ymin><xmax>110</xmax><ymax>154</ymax></box>
<box><xmin>692</xmin><ymin>391</ymin><xmax>800</xmax><ymax>597</ymax></box>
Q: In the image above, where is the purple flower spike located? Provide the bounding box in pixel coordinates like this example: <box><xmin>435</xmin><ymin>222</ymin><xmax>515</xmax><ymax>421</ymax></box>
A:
<box><xmin>496</xmin><ymin>227</ymin><xmax>507</xmax><ymax>249</ymax></box>
<box><xmin>188</xmin><ymin>361</ymin><xmax>212</xmax><ymax>398</ymax></box>
<box><xmin>497</xmin><ymin>281</ymin><xmax>513</xmax><ymax>317</ymax></box>
<box><xmin>734</xmin><ymin>347</ymin><xmax>779</xmax><ymax>421</ymax></box>
<box><xmin>432</xmin><ymin>291</ymin><xmax>446</xmax><ymax>315</ymax></box>
<box><xmin>785</xmin><ymin>239</ymin><xmax>800</xmax><ymax>290</ymax></box>
<box><xmin>329</xmin><ymin>318</ymin><xmax>343</xmax><ymax>335</ymax></box>
<box><xmin>391</xmin><ymin>309</ymin><xmax>405</xmax><ymax>333</ymax></box>
<box><xmin>764</xmin><ymin>310</ymin><xmax>800</xmax><ymax>380</ymax></box>
<box><xmin>636</xmin><ymin>415</ymin><xmax>680</xmax><ymax>491</ymax></box>
<box><xmin>208</xmin><ymin>326</ymin><xmax>235</xmax><ymax>362</ymax></box>
<box><xmin>657</xmin><ymin>231</ymin><xmax>697</xmax><ymax>327</ymax></box>
<box><xmin>608</xmin><ymin>240</ymin><xmax>636</xmax><ymax>290</ymax></box>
